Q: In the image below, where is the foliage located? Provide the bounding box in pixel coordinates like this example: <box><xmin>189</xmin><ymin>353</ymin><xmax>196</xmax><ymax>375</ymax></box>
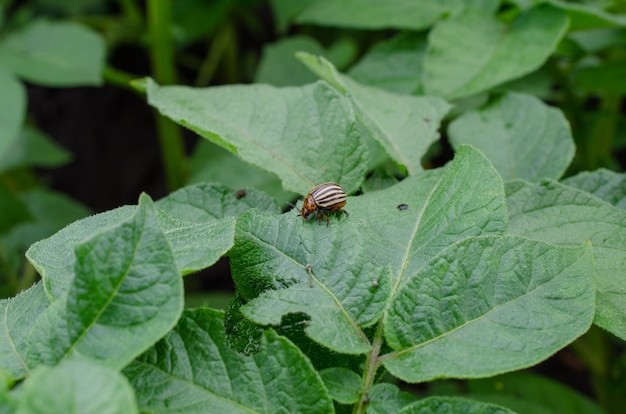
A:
<box><xmin>2</xmin><ymin>0</ymin><xmax>626</xmax><ymax>413</ymax></box>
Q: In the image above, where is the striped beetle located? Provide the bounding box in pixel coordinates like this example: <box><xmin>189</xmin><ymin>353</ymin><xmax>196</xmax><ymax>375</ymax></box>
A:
<box><xmin>299</xmin><ymin>182</ymin><xmax>349</xmax><ymax>225</ymax></box>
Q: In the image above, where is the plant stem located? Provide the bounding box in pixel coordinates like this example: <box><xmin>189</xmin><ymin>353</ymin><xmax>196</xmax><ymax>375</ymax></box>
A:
<box><xmin>147</xmin><ymin>0</ymin><xmax>187</xmax><ymax>190</ymax></box>
<box><xmin>103</xmin><ymin>65</ymin><xmax>139</xmax><ymax>92</ymax></box>
<box><xmin>354</xmin><ymin>322</ymin><xmax>385</xmax><ymax>414</ymax></box>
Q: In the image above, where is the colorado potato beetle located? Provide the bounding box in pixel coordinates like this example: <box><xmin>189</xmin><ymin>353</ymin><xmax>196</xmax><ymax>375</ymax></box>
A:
<box><xmin>299</xmin><ymin>182</ymin><xmax>349</xmax><ymax>225</ymax></box>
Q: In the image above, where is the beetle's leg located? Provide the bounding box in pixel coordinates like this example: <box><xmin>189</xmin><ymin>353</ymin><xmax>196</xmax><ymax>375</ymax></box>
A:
<box><xmin>317</xmin><ymin>211</ymin><xmax>330</xmax><ymax>225</ymax></box>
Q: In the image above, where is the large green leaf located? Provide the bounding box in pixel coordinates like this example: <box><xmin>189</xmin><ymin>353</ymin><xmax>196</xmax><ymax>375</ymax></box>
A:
<box><xmin>0</xmin><ymin>67</ymin><xmax>25</xmax><ymax>157</ymax></box>
<box><xmin>423</xmin><ymin>4</ymin><xmax>568</xmax><ymax>99</ymax></box>
<box><xmin>506</xmin><ymin>180</ymin><xmax>626</xmax><ymax>341</ymax></box>
<box><xmin>0</xmin><ymin>20</ymin><xmax>104</xmax><ymax>86</ymax></box>
<box><xmin>18</xmin><ymin>358</ymin><xmax>138</xmax><ymax>414</ymax></box>
<box><xmin>296</xmin><ymin>0</ymin><xmax>499</xmax><ymax>30</ymax></box>
<box><xmin>124</xmin><ymin>308</ymin><xmax>333</xmax><ymax>414</ymax></box>
<box><xmin>449</xmin><ymin>92</ymin><xmax>574</xmax><ymax>182</ymax></box>
<box><xmin>25</xmin><ymin>194</ymin><xmax>183</xmax><ymax>369</ymax></box>
<box><xmin>143</xmin><ymin>78</ymin><xmax>367</xmax><ymax>195</ymax></box>
<box><xmin>299</xmin><ymin>53</ymin><xmax>451</xmax><ymax>175</ymax></box>
<box><xmin>231</xmin><ymin>146</ymin><xmax>507</xmax><ymax>354</ymax></box>
<box><xmin>383</xmin><ymin>236</ymin><xmax>594</xmax><ymax>383</ymax></box>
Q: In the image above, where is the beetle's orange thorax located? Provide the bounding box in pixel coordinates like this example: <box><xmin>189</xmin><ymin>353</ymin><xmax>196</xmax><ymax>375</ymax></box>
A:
<box><xmin>301</xmin><ymin>194</ymin><xmax>318</xmax><ymax>218</ymax></box>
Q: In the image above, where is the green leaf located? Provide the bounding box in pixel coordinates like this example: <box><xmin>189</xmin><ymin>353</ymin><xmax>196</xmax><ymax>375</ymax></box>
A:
<box><xmin>157</xmin><ymin>213</ymin><xmax>235</xmax><ymax>277</ymax></box>
<box><xmin>319</xmin><ymin>367</ymin><xmax>361</xmax><ymax>404</ymax></box>
<box><xmin>0</xmin><ymin>67</ymin><xmax>25</xmax><ymax>157</ymax></box>
<box><xmin>124</xmin><ymin>308</ymin><xmax>333</xmax><ymax>414</ymax></box>
<box><xmin>351</xmin><ymin>145</ymin><xmax>507</xmax><ymax>293</ymax></box>
<box><xmin>18</xmin><ymin>358</ymin><xmax>138</xmax><ymax>414</ymax></box>
<box><xmin>348</xmin><ymin>32</ymin><xmax>428</xmax><ymax>94</ymax></box>
<box><xmin>574</xmin><ymin>61</ymin><xmax>626</xmax><ymax>94</ymax></box>
<box><xmin>0</xmin><ymin>182</ymin><xmax>31</xmax><ymax>234</ymax></box>
<box><xmin>15</xmin><ymin>189</ymin><xmax>88</xmax><ymax>231</ymax></box>
<box><xmin>155</xmin><ymin>183</ymin><xmax>279</xmax><ymax>274</ymax></box>
<box><xmin>298</xmin><ymin>53</ymin><xmax>451</xmax><ymax>175</ymax></box>
<box><xmin>25</xmin><ymin>183</ymin><xmax>256</xmax><ymax>300</ymax></box>
<box><xmin>188</xmin><ymin>141</ymin><xmax>296</xmax><ymax>205</ymax></box>
<box><xmin>0</xmin><ymin>126</ymin><xmax>71</xmax><ymax>172</ymax></box>
<box><xmin>157</xmin><ymin>182</ymin><xmax>280</xmax><ymax>221</ymax></box>
<box><xmin>548</xmin><ymin>0</ymin><xmax>626</xmax><ymax>31</ymax></box>
<box><xmin>468</xmin><ymin>371</ymin><xmax>606</xmax><ymax>414</ymax></box>
<box><xmin>270</xmin><ymin>0</ymin><xmax>317</xmax><ymax>34</ymax></box>
<box><xmin>449</xmin><ymin>92</ymin><xmax>575</xmax><ymax>182</ymax></box>
<box><xmin>144</xmin><ymin>78</ymin><xmax>367</xmax><ymax>195</ymax></box>
<box><xmin>423</xmin><ymin>4</ymin><xmax>568</xmax><ymax>99</ymax></box>
<box><xmin>26</xmin><ymin>206</ymin><xmax>135</xmax><ymax>300</ymax></box>
<box><xmin>568</xmin><ymin>27</ymin><xmax>626</xmax><ymax>54</ymax></box>
<box><xmin>399</xmin><ymin>396</ymin><xmax>516</xmax><ymax>414</ymax></box>
<box><xmin>23</xmin><ymin>0</ymin><xmax>104</xmax><ymax>16</ymax></box>
<box><xmin>0</xmin><ymin>20</ymin><xmax>104</xmax><ymax>86</ymax></box>
<box><xmin>383</xmin><ymin>236</ymin><xmax>594</xmax><ymax>383</ymax></box>
<box><xmin>296</xmin><ymin>0</ymin><xmax>499</xmax><ymax>30</ymax></box>
<box><xmin>233</xmin><ymin>209</ymin><xmax>391</xmax><ymax>354</ymax></box>
<box><xmin>1</xmin><ymin>190</ymin><xmax>89</xmax><ymax>278</ymax></box>
<box><xmin>0</xmin><ymin>367</ymin><xmax>18</xmax><ymax>412</ymax></box>
<box><xmin>232</xmin><ymin>146</ymin><xmax>506</xmax><ymax>355</ymax></box>
<box><xmin>367</xmin><ymin>383</ymin><xmax>417</xmax><ymax>414</ymax></box>
<box><xmin>0</xmin><ymin>282</ymin><xmax>49</xmax><ymax>379</ymax></box>
<box><xmin>563</xmin><ymin>168</ymin><xmax>626</xmax><ymax>209</ymax></box>
<box><xmin>25</xmin><ymin>194</ymin><xmax>183</xmax><ymax>369</ymax></box>
<box><xmin>506</xmin><ymin>180</ymin><xmax>626</xmax><ymax>341</ymax></box>
<box><xmin>494</xmin><ymin>68</ymin><xmax>555</xmax><ymax>99</ymax></box>
<box><xmin>172</xmin><ymin>0</ymin><xmax>233</xmax><ymax>44</ymax></box>
<box><xmin>255</xmin><ymin>35</ymin><xmax>331</xmax><ymax>86</ymax></box>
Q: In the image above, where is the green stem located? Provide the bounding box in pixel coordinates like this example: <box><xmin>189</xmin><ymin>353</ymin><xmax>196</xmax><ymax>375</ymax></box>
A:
<box><xmin>103</xmin><ymin>65</ymin><xmax>139</xmax><ymax>92</ymax></box>
<box><xmin>354</xmin><ymin>322</ymin><xmax>385</xmax><ymax>414</ymax></box>
<box><xmin>147</xmin><ymin>0</ymin><xmax>187</xmax><ymax>190</ymax></box>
